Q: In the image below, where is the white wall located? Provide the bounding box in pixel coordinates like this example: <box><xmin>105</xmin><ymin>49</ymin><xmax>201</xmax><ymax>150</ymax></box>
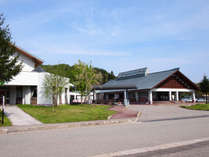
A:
<box><xmin>5</xmin><ymin>72</ymin><xmax>39</xmax><ymax>86</ymax></box>
<box><xmin>14</xmin><ymin>52</ymin><xmax>35</xmax><ymax>72</ymax></box>
<box><xmin>37</xmin><ymin>72</ymin><xmax>71</xmax><ymax>105</ymax></box>
<box><xmin>5</xmin><ymin>71</ymin><xmax>71</xmax><ymax>105</ymax></box>
<box><xmin>60</xmin><ymin>88</ymin><xmax>70</xmax><ymax>104</ymax></box>
<box><xmin>37</xmin><ymin>72</ymin><xmax>53</xmax><ymax>105</ymax></box>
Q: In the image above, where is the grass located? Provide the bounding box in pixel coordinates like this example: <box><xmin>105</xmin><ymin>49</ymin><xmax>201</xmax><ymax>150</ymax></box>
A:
<box><xmin>182</xmin><ymin>103</ymin><xmax>209</xmax><ymax>111</ymax></box>
<box><xmin>17</xmin><ymin>104</ymin><xmax>116</xmax><ymax>124</ymax></box>
<box><xmin>0</xmin><ymin>110</ymin><xmax>12</xmax><ymax>127</ymax></box>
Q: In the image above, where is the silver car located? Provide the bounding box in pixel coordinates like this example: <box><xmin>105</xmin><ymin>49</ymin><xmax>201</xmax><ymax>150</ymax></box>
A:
<box><xmin>197</xmin><ymin>98</ymin><xmax>206</xmax><ymax>102</ymax></box>
<box><xmin>181</xmin><ymin>97</ymin><xmax>193</xmax><ymax>102</ymax></box>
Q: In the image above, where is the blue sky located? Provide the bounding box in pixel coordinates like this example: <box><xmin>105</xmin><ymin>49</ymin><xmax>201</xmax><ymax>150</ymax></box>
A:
<box><xmin>1</xmin><ymin>0</ymin><xmax>209</xmax><ymax>82</ymax></box>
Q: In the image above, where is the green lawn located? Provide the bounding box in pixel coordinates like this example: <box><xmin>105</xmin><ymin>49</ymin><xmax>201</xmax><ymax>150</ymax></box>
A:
<box><xmin>0</xmin><ymin>110</ymin><xmax>12</xmax><ymax>127</ymax></box>
<box><xmin>17</xmin><ymin>104</ymin><xmax>116</xmax><ymax>124</ymax></box>
<box><xmin>182</xmin><ymin>104</ymin><xmax>209</xmax><ymax>111</ymax></box>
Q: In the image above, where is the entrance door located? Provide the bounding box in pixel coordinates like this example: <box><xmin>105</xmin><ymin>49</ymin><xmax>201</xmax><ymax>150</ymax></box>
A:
<box><xmin>16</xmin><ymin>86</ymin><xmax>23</xmax><ymax>104</ymax></box>
<box><xmin>31</xmin><ymin>86</ymin><xmax>37</xmax><ymax>105</ymax></box>
<box><xmin>153</xmin><ymin>92</ymin><xmax>169</xmax><ymax>101</ymax></box>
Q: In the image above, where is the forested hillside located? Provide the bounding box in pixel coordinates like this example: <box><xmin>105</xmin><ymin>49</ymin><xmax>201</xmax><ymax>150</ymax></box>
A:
<box><xmin>41</xmin><ymin>64</ymin><xmax>115</xmax><ymax>85</ymax></box>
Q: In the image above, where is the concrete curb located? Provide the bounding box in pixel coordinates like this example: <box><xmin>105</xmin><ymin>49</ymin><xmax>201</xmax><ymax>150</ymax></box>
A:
<box><xmin>0</xmin><ymin>117</ymin><xmax>137</xmax><ymax>134</ymax></box>
<box><xmin>0</xmin><ymin>128</ymin><xmax>8</xmax><ymax>134</ymax></box>
<box><xmin>90</xmin><ymin>137</ymin><xmax>209</xmax><ymax>157</ymax></box>
<box><xmin>107</xmin><ymin>115</ymin><xmax>112</xmax><ymax>120</ymax></box>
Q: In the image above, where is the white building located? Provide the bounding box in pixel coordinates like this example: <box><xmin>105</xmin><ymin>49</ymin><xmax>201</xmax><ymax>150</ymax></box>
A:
<box><xmin>69</xmin><ymin>91</ymin><xmax>94</xmax><ymax>104</ymax></box>
<box><xmin>0</xmin><ymin>46</ymin><xmax>72</xmax><ymax>105</ymax></box>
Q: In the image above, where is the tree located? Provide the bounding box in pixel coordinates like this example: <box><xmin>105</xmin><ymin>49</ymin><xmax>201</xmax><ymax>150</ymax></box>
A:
<box><xmin>199</xmin><ymin>75</ymin><xmax>209</xmax><ymax>104</ymax></box>
<box><xmin>94</xmin><ymin>67</ymin><xmax>116</xmax><ymax>84</ymax></box>
<box><xmin>0</xmin><ymin>14</ymin><xmax>22</xmax><ymax>83</ymax></box>
<box><xmin>108</xmin><ymin>71</ymin><xmax>115</xmax><ymax>80</ymax></box>
<box><xmin>43</xmin><ymin>68</ymin><xmax>69</xmax><ymax>109</ymax></box>
<box><xmin>74</xmin><ymin>60</ymin><xmax>102</xmax><ymax>103</ymax></box>
<box><xmin>41</xmin><ymin>64</ymin><xmax>114</xmax><ymax>85</ymax></box>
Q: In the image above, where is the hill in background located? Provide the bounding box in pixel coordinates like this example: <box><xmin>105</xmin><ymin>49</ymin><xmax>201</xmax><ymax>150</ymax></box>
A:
<box><xmin>41</xmin><ymin>64</ymin><xmax>115</xmax><ymax>85</ymax></box>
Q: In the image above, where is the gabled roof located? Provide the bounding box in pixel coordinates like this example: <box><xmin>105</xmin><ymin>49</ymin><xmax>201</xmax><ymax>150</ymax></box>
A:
<box><xmin>153</xmin><ymin>70</ymin><xmax>199</xmax><ymax>90</ymax></box>
<box><xmin>14</xmin><ymin>45</ymin><xmax>43</xmax><ymax>66</ymax></box>
<box><xmin>135</xmin><ymin>68</ymin><xmax>180</xmax><ymax>90</ymax></box>
<box><xmin>94</xmin><ymin>68</ymin><xmax>198</xmax><ymax>90</ymax></box>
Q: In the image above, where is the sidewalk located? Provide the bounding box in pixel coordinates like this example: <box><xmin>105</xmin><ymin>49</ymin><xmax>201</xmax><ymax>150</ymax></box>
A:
<box><xmin>5</xmin><ymin>106</ymin><xmax>42</xmax><ymax>126</ymax></box>
<box><xmin>0</xmin><ymin>105</ymin><xmax>139</xmax><ymax>134</ymax></box>
<box><xmin>1</xmin><ymin>117</ymin><xmax>136</xmax><ymax>134</ymax></box>
<box><xmin>109</xmin><ymin>105</ymin><xmax>138</xmax><ymax>119</ymax></box>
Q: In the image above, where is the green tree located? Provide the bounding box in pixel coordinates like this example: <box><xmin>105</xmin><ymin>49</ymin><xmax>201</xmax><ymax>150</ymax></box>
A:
<box><xmin>74</xmin><ymin>60</ymin><xmax>102</xmax><ymax>103</ymax></box>
<box><xmin>94</xmin><ymin>68</ymin><xmax>115</xmax><ymax>84</ymax></box>
<box><xmin>43</xmin><ymin>67</ymin><xmax>69</xmax><ymax>109</ymax></box>
<box><xmin>41</xmin><ymin>64</ymin><xmax>115</xmax><ymax>85</ymax></box>
<box><xmin>108</xmin><ymin>71</ymin><xmax>115</xmax><ymax>80</ymax></box>
<box><xmin>0</xmin><ymin>14</ymin><xmax>22</xmax><ymax>83</ymax></box>
<box><xmin>199</xmin><ymin>75</ymin><xmax>209</xmax><ymax>104</ymax></box>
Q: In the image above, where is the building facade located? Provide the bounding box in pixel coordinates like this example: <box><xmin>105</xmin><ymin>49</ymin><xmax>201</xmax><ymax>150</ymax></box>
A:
<box><xmin>94</xmin><ymin>68</ymin><xmax>199</xmax><ymax>106</ymax></box>
<box><xmin>0</xmin><ymin>46</ymin><xmax>72</xmax><ymax>105</ymax></box>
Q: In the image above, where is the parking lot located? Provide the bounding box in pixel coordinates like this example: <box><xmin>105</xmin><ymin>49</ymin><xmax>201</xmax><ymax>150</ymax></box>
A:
<box><xmin>128</xmin><ymin>104</ymin><xmax>209</xmax><ymax>122</ymax></box>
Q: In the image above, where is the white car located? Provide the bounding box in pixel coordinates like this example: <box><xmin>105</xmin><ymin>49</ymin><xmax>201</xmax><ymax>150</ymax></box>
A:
<box><xmin>197</xmin><ymin>98</ymin><xmax>206</xmax><ymax>102</ymax></box>
<box><xmin>181</xmin><ymin>97</ymin><xmax>193</xmax><ymax>102</ymax></box>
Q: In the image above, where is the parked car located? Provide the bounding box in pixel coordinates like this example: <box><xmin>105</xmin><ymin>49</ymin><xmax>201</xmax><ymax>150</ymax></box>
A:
<box><xmin>181</xmin><ymin>97</ymin><xmax>193</xmax><ymax>102</ymax></box>
<box><xmin>197</xmin><ymin>98</ymin><xmax>206</xmax><ymax>102</ymax></box>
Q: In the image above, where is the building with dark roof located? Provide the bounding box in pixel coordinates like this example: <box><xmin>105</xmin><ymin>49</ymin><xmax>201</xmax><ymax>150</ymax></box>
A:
<box><xmin>94</xmin><ymin>67</ymin><xmax>198</xmax><ymax>105</ymax></box>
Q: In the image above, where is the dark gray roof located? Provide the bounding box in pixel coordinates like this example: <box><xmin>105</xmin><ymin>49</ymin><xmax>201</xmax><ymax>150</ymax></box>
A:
<box><xmin>118</xmin><ymin>67</ymin><xmax>148</xmax><ymax>79</ymax></box>
<box><xmin>95</xmin><ymin>68</ymin><xmax>179</xmax><ymax>90</ymax></box>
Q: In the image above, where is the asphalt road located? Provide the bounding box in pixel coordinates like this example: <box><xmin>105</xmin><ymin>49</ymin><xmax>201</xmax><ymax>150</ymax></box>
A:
<box><xmin>120</xmin><ymin>140</ymin><xmax>209</xmax><ymax>157</ymax></box>
<box><xmin>1</xmin><ymin>115</ymin><xmax>209</xmax><ymax>157</ymax></box>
